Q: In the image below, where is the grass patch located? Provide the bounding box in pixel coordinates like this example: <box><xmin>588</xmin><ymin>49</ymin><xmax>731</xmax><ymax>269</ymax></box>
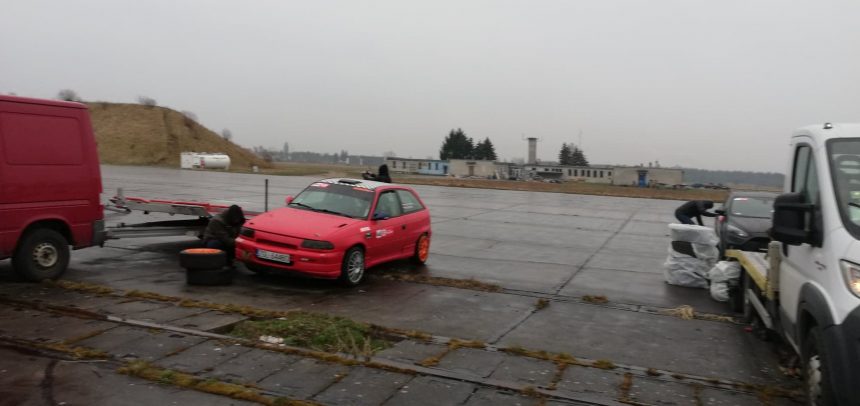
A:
<box><xmin>646</xmin><ymin>368</ymin><xmax>661</xmax><ymax>377</ymax></box>
<box><xmin>662</xmin><ymin>305</ymin><xmax>695</xmax><ymax>320</ymax></box>
<box><xmin>118</xmin><ymin>361</ymin><xmax>315</xmax><ymax>406</ymax></box>
<box><xmin>619</xmin><ymin>373</ymin><xmax>633</xmax><ymax>402</ymax></box>
<box><xmin>126</xmin><ymin>290</ymin><xmax>182</xmax><ymax>302</ymax></box>
<box><xmin>592</xmin><ymin>359</ymin><xmax>616</xmax><ymax>370</ymax></box>
<box><xmin>45</xmin><ymin>280</ymin><xmax>115</xmax><ymax>295</ymax></box>
<box><xmin>228</xmin><ymin>312</ymin><xmax>390</xmax><ymax>356</ymax></box>
<box><xmin>582</xmin><ymin>295</ymin><xmax>609</xmax><ymax>304</ymax></box>
<box><xmin>379</xmin><ymin>273</ymin><xmax>502</xmax><ymax>293</ymax></box>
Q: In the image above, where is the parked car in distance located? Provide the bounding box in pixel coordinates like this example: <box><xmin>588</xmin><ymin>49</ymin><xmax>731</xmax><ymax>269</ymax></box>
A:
<box><xmin>715</xmin><ymin>191</ymin><xmax>777</xmax><ymax>253</ymax></box>
<box><xmin>235</xmin><ymin>178</ymin><xmax>432</xmax><ymax>286</ymax></box>
<box><xmin>0</xmin><ymin>95</ymin><xmax>105</xmax><ymax>281</ymax></box>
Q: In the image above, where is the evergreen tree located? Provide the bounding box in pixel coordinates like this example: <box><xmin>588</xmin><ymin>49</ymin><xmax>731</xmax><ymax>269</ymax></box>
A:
<box><xmin>570</xmin><ymin>145</ymin><xmax>590</xmax><ymax>167</ymax></box>
<box><xmin>479</xmin><ymin>137</ymin><xmax>497</xmax><ymax>160</ymax></box>
<box><xmin>559</xmin><ymin>143</ymin><xmax>572</xmax><ymax>165</ymax></box>
<box><xmin>439</xmin><ymin>128</ymin><xmax>474</xmax><ymax>160</ymax></box>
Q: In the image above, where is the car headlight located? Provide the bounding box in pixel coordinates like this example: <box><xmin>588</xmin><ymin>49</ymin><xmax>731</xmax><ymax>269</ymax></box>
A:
<box><xmin>727</xmin><ymin>224</ymin><xmax>748</xmax><ymax>238</ymax></box>
<box><xmin>240</xmin><ymin>227</ymin><xmax>255</xmax><ymax>238</ymax></box>
<box><xmin>301</xmin><ymin>239</ymin><xmax>334</xmax><ymax>250</ymax></box>
<box><xmin>841</xmin><ymin>260</ymin><xmax>860</xmax><ymax>298</ymax></box>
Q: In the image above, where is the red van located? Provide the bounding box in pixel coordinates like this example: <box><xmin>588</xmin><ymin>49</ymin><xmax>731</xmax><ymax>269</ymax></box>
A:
<box><xmin>0</xmin><ymin>95</ymin><xmax>105</xmax><ymax>281</ymax></box>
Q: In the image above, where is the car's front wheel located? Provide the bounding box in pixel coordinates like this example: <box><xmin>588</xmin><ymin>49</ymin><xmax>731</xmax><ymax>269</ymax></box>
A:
<box><xmin>339</xmin><ymin>246</ymin><xmax>365</xmax><ymax>287</ymax></box>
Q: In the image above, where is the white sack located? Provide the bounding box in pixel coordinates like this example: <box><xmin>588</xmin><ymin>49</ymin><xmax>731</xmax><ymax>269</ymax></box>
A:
<box><xmin>708</xmin><ymin>261</ymin><xmax>742</xmax><ymax>302</ymax></box>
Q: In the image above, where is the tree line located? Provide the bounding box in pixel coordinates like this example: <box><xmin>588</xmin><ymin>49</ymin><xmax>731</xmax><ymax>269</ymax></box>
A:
<box><xmin>439</xmin><ymin>128</ymin><xmax>497</xmax><ymax>160</ymax></box>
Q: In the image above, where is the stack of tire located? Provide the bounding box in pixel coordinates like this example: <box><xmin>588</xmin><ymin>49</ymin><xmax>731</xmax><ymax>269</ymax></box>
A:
<box><xmin>179</xmin><ymin>248</ymin><xmax>234</xmax><ymax>285</ymax></box>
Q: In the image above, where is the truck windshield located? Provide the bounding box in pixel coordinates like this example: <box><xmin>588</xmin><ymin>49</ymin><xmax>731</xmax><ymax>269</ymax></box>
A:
<box><xmin>290</xmin><ymin>182</ymin><xmax>374</xmax><ymax>219</ymax></box>
<box><xmin>730</xmin><ymin>197</ymin><xmax>774</xmax><ymax>218</ymax></box>
<box><xmin>828</xmin><ymin>139</ymin><xmax>860</xmax><ymax>237</ymax></box>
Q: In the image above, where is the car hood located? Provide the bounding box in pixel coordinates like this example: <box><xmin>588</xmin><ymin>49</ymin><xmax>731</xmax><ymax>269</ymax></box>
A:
<box><xmin>246</xmin><ymin>207</ymin><xmax>360</xmax><ymax>240</ymax></box>
<box><xmin>729</xmin><ymin>216</ymin><xmax>771</xmax><ymax>236</ymax></box>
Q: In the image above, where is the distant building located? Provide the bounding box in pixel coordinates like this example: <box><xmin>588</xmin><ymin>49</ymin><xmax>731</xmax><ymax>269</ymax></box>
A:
<box><xmin>385</xmin><ymin>157</ymin><xmax>449</xmax><ymax>176</ymax></box>
<box><xmin>448</xmin><ymin>159</ymin><xmax>516</xmax><ymax>179</ymax></box>
<box><xmin>612</xmin><ymin>166</ymin><xmax>683</xmax><ymax>187</ymax></box>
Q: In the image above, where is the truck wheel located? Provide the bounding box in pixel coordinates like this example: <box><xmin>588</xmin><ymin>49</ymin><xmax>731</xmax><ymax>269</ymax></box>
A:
<box><xmin>411</xmin><ymin>234</ymin><xmax>430</xmax><ymax>264</ymax></box>
<box><xmin>12</xmin><ymin>229</ymin><xmax>70</xmax><ymax>282</ymax></box>
<box><xmin>802</xmin><ymin>326</ymin><xmax>837</xmax><ymax>406</ymax></box>
<box><xmin>338</xmin><ymin>246</ymin><xmax>365</xmax><ymax>287</ymax></box>
<box><xmin>179</xmin><ymin>248</ymin><xmax>226</xmax><ymax>270</ymax></box>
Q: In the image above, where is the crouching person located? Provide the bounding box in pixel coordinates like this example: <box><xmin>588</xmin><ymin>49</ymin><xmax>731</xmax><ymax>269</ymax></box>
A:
<box><xmin>203</xmin><ymin>204</ymin><xmax>245</xmax><ymax>267</ymax></box>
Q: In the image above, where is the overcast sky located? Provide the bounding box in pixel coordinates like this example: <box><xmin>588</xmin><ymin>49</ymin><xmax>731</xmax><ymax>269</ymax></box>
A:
<box><xmin>2</xmin><ymin>1</ymin><xmax>859</xmax><ymax>172</ymax></box>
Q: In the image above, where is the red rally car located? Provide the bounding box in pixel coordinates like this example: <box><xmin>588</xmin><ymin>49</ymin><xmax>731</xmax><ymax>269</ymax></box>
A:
<box><xmin>235</xmin><ymin>178</ymin><xmax>431</xmax><ymax>286</ymax></box>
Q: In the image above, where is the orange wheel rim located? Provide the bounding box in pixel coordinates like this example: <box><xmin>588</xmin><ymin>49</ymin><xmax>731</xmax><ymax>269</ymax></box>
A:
<box><xmin>418</xmin><ymin>235</ymin><xmax>430</xmax><ymax>261</ymax></box>
<box><xmin>183</xmin><ymin>248</ymin><xmax>222</xmax><ymax>254</ymax></box>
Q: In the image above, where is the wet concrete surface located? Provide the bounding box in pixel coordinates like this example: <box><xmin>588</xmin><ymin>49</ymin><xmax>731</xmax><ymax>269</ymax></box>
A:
<box><xmin>0</xmin><ymin>165</ymin><xmax>799</xmax><ymax>404</ymax></box>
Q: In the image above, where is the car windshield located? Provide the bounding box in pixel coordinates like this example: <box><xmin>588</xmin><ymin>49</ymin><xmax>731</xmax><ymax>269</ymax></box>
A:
<box><xmin>828</xmin><ymin>139</ymin><xmax>860</xmax><ymax>236</ymax></box>
<box><xmin>290</xmin><ymin>182</ymin><xmax>374</xmax><ymax>219</ymax></box>
<box><xmin>730</xmin><ymin>197</ymin><xmax>774</xmax><ymax>218</ymax></box>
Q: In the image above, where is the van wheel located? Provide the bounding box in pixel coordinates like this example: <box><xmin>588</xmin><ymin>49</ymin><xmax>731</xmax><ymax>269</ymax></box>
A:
<box><xmin>12</xmin><ymin>229</ymin><xmax>70</xmax><ymax>282</ymax></box>
<box><xmin>339</xmin><ymin>246</ymin><xmax>365</xmax><ymax>287</ymax></box>
<box><xmin>802</xmin><ymin>326</ymin><xmax>836</xmax><ymax>405</ymax></box>
<box><xmin>411</xmin><ymin>234</ymin><xmax>430</xmax><ymax>264</ymax></box>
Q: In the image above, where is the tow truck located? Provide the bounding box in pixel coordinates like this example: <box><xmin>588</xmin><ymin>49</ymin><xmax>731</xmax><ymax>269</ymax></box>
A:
<box><xmin>726</xmin><ymin>123</ymin><xmax>860</xmax><ymax>405</ymax></box>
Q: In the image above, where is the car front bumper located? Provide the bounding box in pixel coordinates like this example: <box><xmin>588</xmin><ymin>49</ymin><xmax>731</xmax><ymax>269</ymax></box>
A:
<box><xmin>235</xmin><ymin>237</ymin><xmax>342</xmax><ymax>279</ymax></box>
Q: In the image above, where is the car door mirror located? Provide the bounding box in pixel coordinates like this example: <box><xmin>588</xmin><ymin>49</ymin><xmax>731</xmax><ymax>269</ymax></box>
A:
<box><xmin>285</xmin><ymin>196</ymin><xmax>294</xmax><ymax>205</ymax></box>
<box><xmin>771</xmin><ymin>192</ymin><xmax>813</xmax><ymax>245</ymax></box>
<box><xmin>372</xmin><ymin>211</ymin><xmax>390</xmax><ymax>221</ymax></box>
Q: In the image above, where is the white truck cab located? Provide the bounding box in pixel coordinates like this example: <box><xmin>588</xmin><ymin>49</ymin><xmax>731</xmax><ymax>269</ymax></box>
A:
<box><xmin>769</xmin><ymin>123</ymin><xmax>860</xmax><ymax>405</ymax></box>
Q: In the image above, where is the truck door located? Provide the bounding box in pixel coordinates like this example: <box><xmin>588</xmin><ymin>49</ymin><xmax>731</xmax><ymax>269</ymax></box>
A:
<box><xmin>780</xmin><ymin>142</ymin><xmax>822</xmax><ymax>338</ymax></box>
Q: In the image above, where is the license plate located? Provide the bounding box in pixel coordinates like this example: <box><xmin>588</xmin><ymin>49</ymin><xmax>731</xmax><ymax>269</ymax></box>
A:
<box><xmin>256</xmin><ymin>249</ymin><xmax>291</xmax><ymax>264</ymax></box>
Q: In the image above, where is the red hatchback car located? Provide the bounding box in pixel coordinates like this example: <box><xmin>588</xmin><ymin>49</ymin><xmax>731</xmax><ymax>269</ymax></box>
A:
<box><xmin>235</xmin><ymin>178</ymin><xmax>431</xmax><ymax>286</ymax></box>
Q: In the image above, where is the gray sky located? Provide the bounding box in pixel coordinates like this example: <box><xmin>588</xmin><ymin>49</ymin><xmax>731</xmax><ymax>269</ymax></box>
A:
<box><xmin>2</xmin><ymin>1</ymin><xmax>859</xmax><ymax>172</ymax></box>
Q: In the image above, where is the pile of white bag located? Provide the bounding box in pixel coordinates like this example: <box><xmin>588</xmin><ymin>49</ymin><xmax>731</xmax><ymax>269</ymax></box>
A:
<box><xmin>663</xmin><ymin>224</ymin><xmax>720</xmax><ymax>289</ymax></box>
<box><xmin>708</xmin><ymin>261</ymin><xmax>741</xmax><ymax>302</ymax></box>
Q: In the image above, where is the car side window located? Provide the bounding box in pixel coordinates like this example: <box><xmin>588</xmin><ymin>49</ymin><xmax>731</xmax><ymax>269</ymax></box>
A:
<box><xmin>375</xmin><ymin>191</ymin><xmax>403</xmax><ymax>218</ymax></box>
<box><xmin>395</xmin><ymin>190</ymin><xmax>424</xmax><ymax>214</ymax></box>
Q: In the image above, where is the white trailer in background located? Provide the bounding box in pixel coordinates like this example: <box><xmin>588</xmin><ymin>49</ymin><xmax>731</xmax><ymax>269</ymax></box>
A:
<box><xmin>180</xmin><ymin>152</ymin><xmax>231</xmax><ymax>170</ymax></box>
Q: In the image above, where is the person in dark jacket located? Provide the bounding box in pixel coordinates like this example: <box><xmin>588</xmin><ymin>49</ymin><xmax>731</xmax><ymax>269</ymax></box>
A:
<box><xmin>675</xmin><ymin>200</ymin><xmax>717</xmax><ymax>226</ymax></box>
<box><xmin>361</xmin><ymin>164</ymin><xmax>392</xmax><ymax>183</ymax></box>
<box><xmin>203</xmin><ymin>205</ymin><xmax>245</xmax><ymax>265</ymax></box>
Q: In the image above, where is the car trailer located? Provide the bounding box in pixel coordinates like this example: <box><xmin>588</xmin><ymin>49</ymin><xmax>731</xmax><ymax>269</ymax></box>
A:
<box><xmin>725</xmin><ymin>244</ymin><xmax>781</xmax><ymax>330</ymax></box>
<box><xmin>104</xmin><ymin>188</ymin><xmax>260</xmax><ymax>241</ymax></box>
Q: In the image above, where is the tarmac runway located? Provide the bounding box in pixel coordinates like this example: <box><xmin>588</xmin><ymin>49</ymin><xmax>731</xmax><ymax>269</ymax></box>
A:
<box><xmin>0</xmin><ymin>165</ymin><xmax>797</xmax><ymax>405</ymax></box>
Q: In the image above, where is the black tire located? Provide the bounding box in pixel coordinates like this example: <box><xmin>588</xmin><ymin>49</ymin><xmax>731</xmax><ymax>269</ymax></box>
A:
<box><xmin>338</xmin><ymin>246</ymin><xmax>365</xmax><ymax>287</ymax></box>
<box><xmin>179</xmin><ymin>248</ymin><xmax>226</xmax><ymax>270</ymax></box>
<box><xmin>802</xmin><ymin>326</ymin><xmax>837</xmax><ymax>406</ymax></box>
<box><xmin>728</xmin><ymin>269</ymin><xmax>745</xmax><ymax>314</ymax></box>
<box><xmin>411</xmin><ymin>233</ymin><xmax>430</xmax><ymax>265</ymax></box>
<box><xmin>186</xmin><ymin>267</ymin><xmax>235</xmax><ymax>286</ymax></box>
<box><xmin>741</xmin><ymin>271</ymin><xmax>756</xmax><ymax>324</ymax></box>
<box><xmin>12</xmin><ymin>228</ymin><xmax>70</xmax><ymax>282</ymax></box>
